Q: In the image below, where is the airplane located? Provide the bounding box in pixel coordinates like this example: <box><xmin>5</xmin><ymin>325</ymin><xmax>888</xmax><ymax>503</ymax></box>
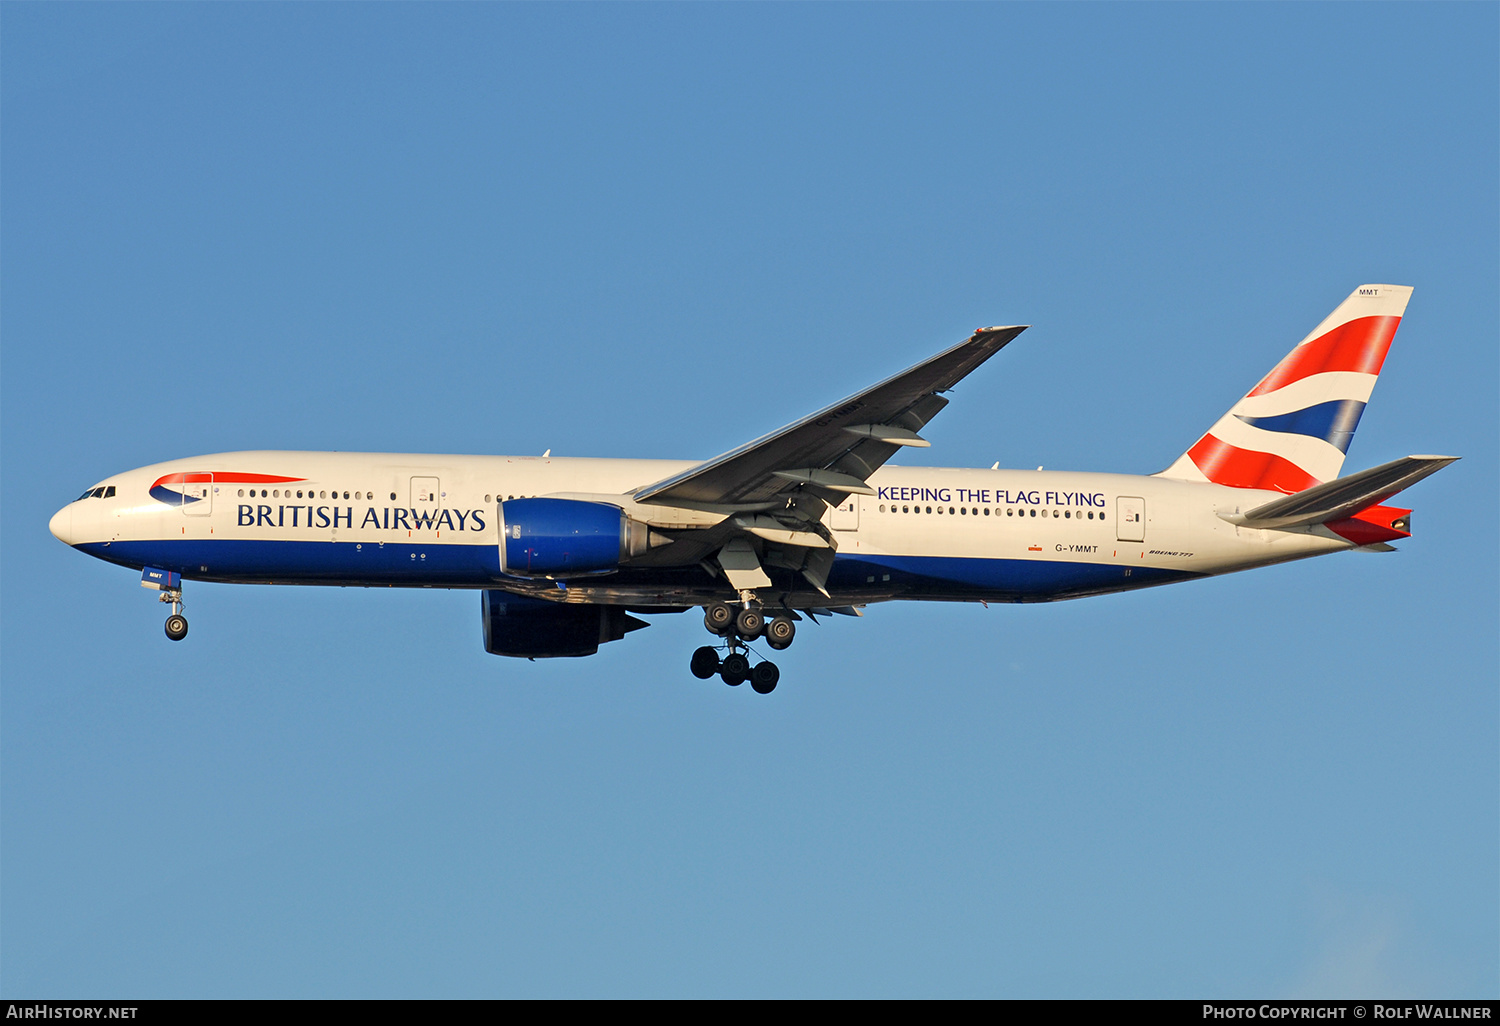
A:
<box><xmin>49</xmin><ymin>284</ymin><xmax>1456</xmax><ymax>694</ymax></box>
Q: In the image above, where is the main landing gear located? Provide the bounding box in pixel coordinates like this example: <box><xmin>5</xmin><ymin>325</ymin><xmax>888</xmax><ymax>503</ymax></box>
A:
<box><xmin>691</xmin><ymin>600</ymin><xmax>796</xmax><ymax>694</ymax></box>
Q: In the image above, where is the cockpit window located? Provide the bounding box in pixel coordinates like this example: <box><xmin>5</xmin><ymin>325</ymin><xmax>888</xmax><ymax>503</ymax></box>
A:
<box><xmin>103</xmin><ymin>486</ymin><xmax>115</xmax><ymax>497</ymax></box>
<box><xmin>78</xmin><ymin>489</ymin><xmax>95</xmax><ymax>500</ymax></box>
<box><xmin>92</xmin><ymin>487</ymin><xmax>106</xmax><ymax>498</ymax></box>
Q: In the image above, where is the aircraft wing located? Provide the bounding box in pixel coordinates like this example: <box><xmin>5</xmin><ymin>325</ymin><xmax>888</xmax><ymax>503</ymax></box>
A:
<box><xmin>633</xmin><ymin>325</ymin><xmax>1028</xmax><ymax>511</ymax></box>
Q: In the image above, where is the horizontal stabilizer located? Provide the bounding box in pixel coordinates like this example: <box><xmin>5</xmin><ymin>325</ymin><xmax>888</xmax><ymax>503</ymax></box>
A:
<box><xmin>1226</xmin><ymin>455</ymin><xmax>1457</xmax><ymax>529</ymax></box>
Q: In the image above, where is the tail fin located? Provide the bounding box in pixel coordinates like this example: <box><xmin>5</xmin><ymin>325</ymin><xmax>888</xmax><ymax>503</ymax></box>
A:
<box><xmin>1157</xmin><ymin>284</ymin><xmax>1413</xmax><ymax>492</ymax></box>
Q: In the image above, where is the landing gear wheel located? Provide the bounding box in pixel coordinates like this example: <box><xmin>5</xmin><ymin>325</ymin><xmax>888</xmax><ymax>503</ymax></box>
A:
<box><xmin>704</xmin><ymin>602</ymin><xmax>735</xmax><ymax>636</ymax></box>
<box><xmin>165</xmin><ymin>614</ymin><xmax>188</xmax><ymax>641</ymax></box>
<box><xmin>720</xmin><ymin>652</ymin><xmax>749</xmax><ymax>686</ymax></box>
<box><xmin>750</xmin><ymin>660</ymin><xmax>780</xmax><ymax>694</ymax></box>
<box><xmin>765</xmin><ymin>616</ymin><xmax>795</xmax><ymax>650</ymax></box>
<box><xmin>690</xmin><ymin>646</ymin><xmax>721</xmax><ymax>679</ymax></box>
<box><xmin>735</xmin><ymin>607</ymin><xmax>765</xmax><ymax>639</ymax></box>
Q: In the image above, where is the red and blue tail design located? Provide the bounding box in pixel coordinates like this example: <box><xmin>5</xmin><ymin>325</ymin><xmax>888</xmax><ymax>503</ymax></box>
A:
<box><xmin>1158</xmin><ymin>284</ymin><xmax>1413</xmax><ymax>493</ymax></box>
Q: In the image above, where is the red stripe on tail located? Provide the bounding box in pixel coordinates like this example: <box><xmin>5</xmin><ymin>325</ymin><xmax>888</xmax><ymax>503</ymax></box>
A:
<box><xmin>1187</xmin><ymin>434</ymin><xmax>1322</xmax><ymax>493</ymax></box>
<box><xmin>1248</xmin><ymin>315</ymin><xmax>1400</xmax><ymax>396</ymax></box>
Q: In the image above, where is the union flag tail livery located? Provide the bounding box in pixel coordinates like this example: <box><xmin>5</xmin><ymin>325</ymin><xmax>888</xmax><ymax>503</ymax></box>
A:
<box><xmin>48</xmin><ymin>284</ymin><xmax>1456</xmax><ymax>694</ymax></box>
<box><xmin>1158</xmin><ymin>284</ymin><xmax>1412</xmax><ymax>493</ymax></box>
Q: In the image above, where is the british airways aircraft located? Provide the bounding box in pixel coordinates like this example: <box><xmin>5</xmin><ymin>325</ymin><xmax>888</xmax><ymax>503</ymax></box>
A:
<box><xmin>50</xmin><ymin>285</ymin><xmax>1455</xmax><ymax>694</ymax></box>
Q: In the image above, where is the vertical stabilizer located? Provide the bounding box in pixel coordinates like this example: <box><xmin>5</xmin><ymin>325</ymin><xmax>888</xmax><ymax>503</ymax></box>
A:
<box><xmin>1157</xmin><ymin>284</ymin><xmax>1412</xmax><ymax>492</ymax></box>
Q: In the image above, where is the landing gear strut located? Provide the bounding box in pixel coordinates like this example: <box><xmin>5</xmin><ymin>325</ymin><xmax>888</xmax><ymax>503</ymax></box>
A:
<box><xmin>161</xmin><ymin>588</ymin><xmax>188</xmax><ymax>641</ymax></box>
<box><xmin>689</xmin><ymin>600</ymin><xmax>793</xmax><ymax>693</ymax></box>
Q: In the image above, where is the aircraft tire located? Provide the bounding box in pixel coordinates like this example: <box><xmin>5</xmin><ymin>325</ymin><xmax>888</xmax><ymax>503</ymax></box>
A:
<box><xmin>720</xmin><ymin>652</ymin><xmax>749</xmax><ymax>686</ymax></box>
<box><xmin>735</xmin><ymin>608</ymin><xmax>765</xmax><ymax>639</ymax></box>
<box><xmin>690</xmin><ymin>646</ymin><xmax>720</xmax><ymax>679</ymax></box>
<box><xmin>750</xmin><ymin>661</ymin><xmax>780</xmax><ymax>694</ymax></box>
<box><xmin>165</xmin><ymin>614</ymin><xmax>188</xmax><ymax>642</ymax></box>
<box><xmin>765</xmin><ymin>617</ymin><xmax>795</xmax><ymax>650</ymax></box>
<box><xmin>704</xmin><ymin>603</ymin><xmax>735</xmax><ymax>635</ymax></box>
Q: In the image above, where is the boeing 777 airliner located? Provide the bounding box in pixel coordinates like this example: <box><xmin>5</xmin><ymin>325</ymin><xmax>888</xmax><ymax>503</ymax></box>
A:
<box><xmin>50</xmin><ymin>285</ymin><xmax>1455</xmax><ymax>693</ymax></box>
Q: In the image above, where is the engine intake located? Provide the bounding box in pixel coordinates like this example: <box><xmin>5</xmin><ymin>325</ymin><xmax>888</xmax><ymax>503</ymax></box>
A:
<box><xmin>498</xmin><ymin>497</ymin><xmax>657</xmax><ymax>577</ymax></box>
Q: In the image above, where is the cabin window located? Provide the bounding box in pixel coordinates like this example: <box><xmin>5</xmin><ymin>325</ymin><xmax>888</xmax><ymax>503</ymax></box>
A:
<box><xmin>390</xmin><ymin>492</ymin><xmax>397</xmax><ymax>501</ymax></box>
<box><xmin>983</xmin><ymin>507</ymin><xmax>990</xmax><ymax>516</ymax></box>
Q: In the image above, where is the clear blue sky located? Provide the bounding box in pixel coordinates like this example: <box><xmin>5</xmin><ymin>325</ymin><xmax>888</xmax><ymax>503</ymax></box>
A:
<box><xmin>3</xmin><ymin>3</ymin><xmax>1495</xmax><ymax>998</ymax></box>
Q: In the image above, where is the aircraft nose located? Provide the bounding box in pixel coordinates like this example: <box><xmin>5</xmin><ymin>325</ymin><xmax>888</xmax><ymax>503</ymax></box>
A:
<box><xmin>49</xmin><ymin>504</ymin><xmax>75</xmax><ymax>546</ymax></box>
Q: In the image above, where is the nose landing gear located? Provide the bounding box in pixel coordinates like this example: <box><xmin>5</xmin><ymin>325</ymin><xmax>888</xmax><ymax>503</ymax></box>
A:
<box><xmin>691</xmin><ymin>601</ymin><xmax>793</xmax><ymax>693</ymax></box>
<box><xmin>160</xmin><ymin>586</ymin><xmax>188</xmax><ymax>641</ymax></box>
<box><xmin>142</xmin><ymin>567</ymin><xmax>188</xmax><ymax>642</ymax></box>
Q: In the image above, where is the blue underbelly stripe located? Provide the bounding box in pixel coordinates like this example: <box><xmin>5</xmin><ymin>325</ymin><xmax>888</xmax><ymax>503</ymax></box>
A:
<box><xmin>827</xmin><ymin>553</ymin><xmax>1198</xmax><ymax>598</ymax></box>
<box><xmin>74</xmin><ymin>539</ymin><xmax>1201</xmax><ymax>598</ymax></box>
<box><xmin>78</xmin><ymin>539</ymin><xmax>501</xmax><ymax>585</ymax></box>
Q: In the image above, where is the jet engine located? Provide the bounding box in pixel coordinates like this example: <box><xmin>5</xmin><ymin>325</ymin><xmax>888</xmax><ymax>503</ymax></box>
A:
<box><xmin>481</xmin><ymin>590</ymin><xmax>647</xmax><ymax>658</ymax></box>
<box><xmin>497</xmin><ymin>497</ymin><xmax>661</xmax><ymax>577</ymax></box>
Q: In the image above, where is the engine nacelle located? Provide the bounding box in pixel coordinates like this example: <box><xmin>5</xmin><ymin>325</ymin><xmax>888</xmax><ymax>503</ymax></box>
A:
<box><xmin>481</xmin><ymin>590</ymin><xmax>647</xmax><ymax>658</ymax></box>
<box><xmin>497</xmin><ymin>497</ymin><xmax>655</xmax><ymax>577</ymax></box>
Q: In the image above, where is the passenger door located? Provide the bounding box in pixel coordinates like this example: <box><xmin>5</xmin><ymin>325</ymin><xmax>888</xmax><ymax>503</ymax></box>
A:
<box><xmin>1116</xmin><ymin>496</ymin><xmax>1145</xmax><ymax>542</ymax></box>
<box><xmin>410</xmin><ymin>477</ymin><xmax>442</xmax><ymax>528</ymax></box>
<box><xmin>828</xmin><ymin>496</ymin><xmax>860</xmax><ymax>532</ymax></box>
<box><xmin>182</xmin><ymin>473</ymin><xmax>213</xmax><ymax>516</ymax></box>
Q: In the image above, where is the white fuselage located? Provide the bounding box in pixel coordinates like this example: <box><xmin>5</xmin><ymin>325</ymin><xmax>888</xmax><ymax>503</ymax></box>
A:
<box><xmin>51</xmin><ymin>450</ymin><xmax>1354</xmax><ymax>608</ymax></box>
